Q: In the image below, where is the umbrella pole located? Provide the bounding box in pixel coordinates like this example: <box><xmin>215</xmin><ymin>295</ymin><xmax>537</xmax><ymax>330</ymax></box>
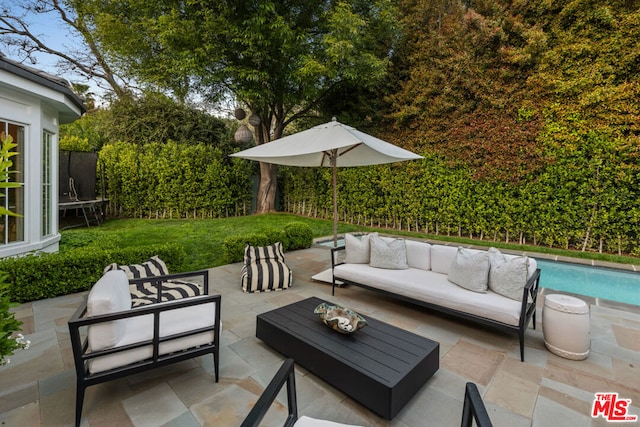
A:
<box><xmin>332</xmin><ymin>150</ymin><xmax>338</xmax><ymax>248</ymax></box>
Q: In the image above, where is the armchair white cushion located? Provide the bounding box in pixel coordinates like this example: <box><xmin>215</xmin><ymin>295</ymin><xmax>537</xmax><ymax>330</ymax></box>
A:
<box><xmin>88</xmin><ymin>300</ymin><xmax>217</xmax><ymax>373</ymax></box>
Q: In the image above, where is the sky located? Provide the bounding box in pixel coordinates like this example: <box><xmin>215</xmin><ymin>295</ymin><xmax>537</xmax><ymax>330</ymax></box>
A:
<box><xmin>6</xmin><ymin>6</ymin><xmax>108</xmax><ymax>103</ymax></box>
<box><xmin>3</xmin><ymin>3</ymin><xmax>232</xmax><ymax>114</ymax></box>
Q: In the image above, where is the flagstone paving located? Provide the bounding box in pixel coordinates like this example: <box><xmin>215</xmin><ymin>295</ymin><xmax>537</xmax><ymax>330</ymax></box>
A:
<box><xmin>1</xmin><ymin>244</ymin><xmax>639</xmax><ymax>426</ymax></box>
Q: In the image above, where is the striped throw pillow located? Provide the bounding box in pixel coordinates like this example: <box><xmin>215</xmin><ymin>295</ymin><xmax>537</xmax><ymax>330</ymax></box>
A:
<box><xmin>103</xmin><ymin>256</ymin><xmax>201</xmax><ymax>307</ymax></box>
<box><xmin>103</xmin><ymin>255</ymin><xmax>169</xmax><ymax>278</ymax></box>
<box><xmin>241</xmin><ymin>242</ymin><xmax>292</xmax><ymax>293</ymax></box>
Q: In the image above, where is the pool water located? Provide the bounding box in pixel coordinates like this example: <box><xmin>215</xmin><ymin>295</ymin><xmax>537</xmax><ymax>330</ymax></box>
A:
<box><xmin>536</xmin><ymin>259</ymin><xmax>640</xmax><ymax>306</ymax></box>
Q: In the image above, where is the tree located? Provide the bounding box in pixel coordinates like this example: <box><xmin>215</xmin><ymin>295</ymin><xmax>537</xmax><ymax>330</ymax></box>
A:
<box><xmin>0</xmin><ymin>0</ymin><xmax>129</xmax><ymax>99</ymax></box>
<box><xmin>87</xmin><ymin>0</ymin><xmax>399</xmax><ymax>212</ymax></box>
<box><xmin>60</xmin><ymin>92</ymin><xmax>229</xmax><ymax>152</ymax></box>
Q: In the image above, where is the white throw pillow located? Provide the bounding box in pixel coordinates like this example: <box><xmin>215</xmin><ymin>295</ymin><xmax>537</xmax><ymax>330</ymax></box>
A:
<box><xmin>369</xmin><ymin>235</ymin><xmax>409</xmax><ymax>270</ymax></box>
<box><xmin>345</xmin><ymin>233</ymin><xmax>373</xmax><ymax>264</ymax></box>
<box><xmin>447</xmin><ymin>247</ymin><xmax>490</xmax><ymax>293</ymax></box>
<box><xmin>87</xmin><ymin>270</ymin><xmax>131</xmax><ymax>350</ymax></box>
<box><xmin>487</xmin><ymin>247</ymin><xmax>529</xmax><ymax>301</ymax></box>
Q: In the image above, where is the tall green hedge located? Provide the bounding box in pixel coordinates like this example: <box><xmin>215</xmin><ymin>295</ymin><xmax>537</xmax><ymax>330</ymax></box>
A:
<box><xmin>99</xmin><ymin>141</ymin><xmax>254</xmax><ymax>219</ymax></box>
<box><xmin>95</xmin><ymin>131</ymin><xmax>640</xmax><ymax>257</ymax></box>
<box><xmin>282</xmin><ymin>144</ymin><xmax>640</xmax><ymax>256</ymax></box>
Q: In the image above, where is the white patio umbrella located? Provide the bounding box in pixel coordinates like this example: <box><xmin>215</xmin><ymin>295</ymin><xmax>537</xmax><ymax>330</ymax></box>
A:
<box><xmin>231</xmin><ymin>118</ymin><xmax>423</xmax><ymax>246</ymax></box>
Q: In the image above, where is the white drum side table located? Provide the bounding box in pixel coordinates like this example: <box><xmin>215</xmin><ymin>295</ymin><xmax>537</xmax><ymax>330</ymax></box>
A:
<box><xmin>542</xmin><ymin>293</ymin><xmax>590</xmax><ymax>360</ymax></box>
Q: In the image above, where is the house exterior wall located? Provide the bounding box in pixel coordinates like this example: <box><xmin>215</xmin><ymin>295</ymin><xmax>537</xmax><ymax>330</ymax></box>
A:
<box><xmin>0</xmin><ymin>86</ymin><xmax>60</xmax><ymax>257</ymax></box>
<box><xmin>0</xmin><ymin>62</ymin><xmax>83</xmax><ymax>258</ymax></box>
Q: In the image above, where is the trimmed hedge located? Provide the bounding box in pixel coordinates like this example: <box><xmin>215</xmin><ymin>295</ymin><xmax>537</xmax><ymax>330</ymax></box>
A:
<box><xmin>1</xmin><ymin>243</ymin><xmax>186</xmax><ymax>303</ymax></box>
<box><xmin>283</xmin><ymin>222</ymin><xmax>314</xmax><ymax>250</ymax></box>
<box><xmin>223</xmin><ymin>222</ymin><xmax>314</xmax><ymax>263</ymax></box>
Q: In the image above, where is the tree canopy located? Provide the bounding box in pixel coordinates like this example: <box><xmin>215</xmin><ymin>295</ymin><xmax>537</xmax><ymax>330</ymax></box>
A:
<box><xmin>83</xmin><ymin>0</ymin><xmax>399</xmax><ymax>211</ymax></box>
<box><xmin>89</xmin><ymin>0</ymin><xmax>397</xmax><ymax>127</ymax></box>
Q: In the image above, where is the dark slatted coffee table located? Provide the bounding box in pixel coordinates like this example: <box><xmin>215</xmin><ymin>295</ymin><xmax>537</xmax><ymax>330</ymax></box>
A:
<box><xmin>256</xmin><ymin>297</ymin><xmax>439</xmax><ymax>419</ymax></box>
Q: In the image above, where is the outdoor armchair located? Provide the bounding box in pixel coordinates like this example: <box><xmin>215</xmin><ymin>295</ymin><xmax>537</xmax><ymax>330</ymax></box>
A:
<box><xmin>242</xmin><ymin>359</ymin><xmax>493</xmax><ymax>427</ymax></box>
<box><xmin>462</xmin><ymin>382</ymin><xmax>494</xmax><ymax>427</ymax></box>
<box><xmin>68</xmin><ymin>268</ymin><xmax>221</xmax><ymax>427</ymax></box>
<box><xmin>241</xmin><ymin>358</ymin><xmax>362</xmax><ymax>427</ymax></box>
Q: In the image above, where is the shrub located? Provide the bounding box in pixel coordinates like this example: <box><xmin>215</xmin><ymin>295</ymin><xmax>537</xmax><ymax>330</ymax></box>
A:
<box><xmin>1</xmin><ymin>243</ymin><xmax>186</xmax><ymax>303</ymax></box>
<box><xmin>284</xmin><ymin>222</ymin><xmax>314</xmax><ymax>250</ymax></box>
<box><xmin>0</xmin><ymin>273</ymin><xmax>28</xmax><ymax>366</ymax></box>
<box><xmin>222</xmin><ymin>221</ymin><xmax>314</xmax><ymax>263</ymax></box>
<box><xmin>222</xmin><ymin>233</ymin><xmax>271</xmax><ymax>263</ymax></box>
<box><xmin>264</xmin><ymin>228</ymin><xmax>289</xmax><ymax>250</ymax></box>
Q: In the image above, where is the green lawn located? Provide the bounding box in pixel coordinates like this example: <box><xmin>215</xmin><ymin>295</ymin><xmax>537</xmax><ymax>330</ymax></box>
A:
<box><xmin>59</xmin><ymin>213</ymin><xmax>370</xmax><ymax>271</ymax></box>
<box><xmin>59</xmin><ymin>213</ymin><xmax>640</xmax><ymax>271</ymax></box>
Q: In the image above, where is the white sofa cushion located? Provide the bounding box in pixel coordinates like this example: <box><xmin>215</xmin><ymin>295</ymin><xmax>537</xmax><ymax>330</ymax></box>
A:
<box><xmin>430</xmin><ymin>245</ymin><xmax>458</xmax><ymax>274</ymax></box>
<box><xmin>345</xmin><ymin>233</ymin><xmax>372</xmax><ymax>264</ymax></box>
<box><xmin>448</xmin><ymin>247</ymin><xmax>490</xmax><ymax>293</ymax></box>
<box><xmin>87</xmin><ymin>270</ymin><xmax>131</xmax><ymax>350</ymax></box>
<box><xmin>333</xmin><ymin>264</ymin><xmax>522</xmax><ymax>326</ymax></box>
<box><xmin>369</xmin><ymin>235</ymin><xmax>408</xmax><ymax>270</ymax></box>
<box><xmin>488</xmin><ymin>248</ymin><xmax>530</xmax><ymax>301</ymax></box>
<box><xmin>405</xmin><ymin>240</ymin><xmax>431</xmax><ymax>271</ymax></box>
<box><xmin>88</xmin><ymin>298</ymin><xmax>217</xmax><ymax>373</ymax></box>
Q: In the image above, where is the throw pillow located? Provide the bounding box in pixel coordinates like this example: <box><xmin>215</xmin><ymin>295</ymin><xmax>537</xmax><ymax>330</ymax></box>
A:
<box><xmin>129</xmin><ymin>279</ymin><xmax>202</xmax><ymax>307</ymax></box>
<box><xmin>369</xmin><ymin>235</ymin><xmax>409</xmax><ymax>270</ymax></box>
<box><xmin>103</xmin><ymin>256</ymin><xmax>201</xmax><ymax>307</ymax></box>
<box><xmin>345</xmin><ymin>233</ymin><xmax>373</xmax><ymax>264</ymax></box>
<box><xmin>87</xmin><ymin>270</ymin><xmax>131</xmax><ymax>349</ymax></box>
<box><xmin>103</xmin><ymin>255</ymin><xmax>169</xmax><ymax>279</ymax></box>
<box><xmin>447</xmin><ymin>247</ymin><xmax>490</xmax><ymax>293</ymax></box>
<box><xmin>487</xmin><ymin>247</ymin><xmax>529</xmax><ymax>301</ymax></box>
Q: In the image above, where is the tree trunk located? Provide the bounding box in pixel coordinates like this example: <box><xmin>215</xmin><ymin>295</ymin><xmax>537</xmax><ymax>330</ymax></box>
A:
<box><xmin>251</xmin><ymin>111</ymin><xmax>278</xmax><ymax>213</ymax></box>
<box><xmin>256</xmin><ymin>162</ymin><xmax>277</xmax><ymax>213</ymax></box>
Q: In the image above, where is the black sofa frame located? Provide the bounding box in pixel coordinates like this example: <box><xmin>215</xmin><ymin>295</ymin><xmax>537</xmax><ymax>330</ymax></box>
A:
<box><xmin>331</xmin><ymin>246</ymin><xmax>541</xmax><ymax>362</ymax></box>
<box><xmin>68</xmin><ymin>270</ymin><xmax>221</xmax><ymax>427</ymax></box>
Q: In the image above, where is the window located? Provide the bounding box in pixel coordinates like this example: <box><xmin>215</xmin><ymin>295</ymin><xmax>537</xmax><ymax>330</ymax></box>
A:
<box><xmin>42</xmin><ymin>131</ymin><xmax>53</xmax><ymax>237</ymax></box>
<box><xmin>0</xmin><ymin>121</ymin><xmax>25</xmax><ymax>245</ymax></box>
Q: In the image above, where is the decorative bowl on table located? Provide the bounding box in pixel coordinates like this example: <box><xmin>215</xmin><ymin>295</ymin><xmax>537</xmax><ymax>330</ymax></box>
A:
<box><xmin>314</xmin><ymin>303</ymin><xmax>367</xmax><ymax>334</ymax></box>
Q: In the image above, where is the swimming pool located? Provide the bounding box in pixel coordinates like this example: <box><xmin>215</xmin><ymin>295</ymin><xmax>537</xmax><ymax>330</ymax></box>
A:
<box><xmin>536</xmin><ymin>259</ymin><xmax>640</xmax><ymax>306</ymax></box>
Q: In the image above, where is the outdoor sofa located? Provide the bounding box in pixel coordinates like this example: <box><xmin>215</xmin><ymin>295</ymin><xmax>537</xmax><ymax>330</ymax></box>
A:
<box><xmin>331</xmin><ymin>233</ymin><xmax>541</xmax><ymax>362</ymax></box>
<box><xmin>68</xmin><ymin>266</ymin><xmax>221</xmax><ymax>427</ymax></box>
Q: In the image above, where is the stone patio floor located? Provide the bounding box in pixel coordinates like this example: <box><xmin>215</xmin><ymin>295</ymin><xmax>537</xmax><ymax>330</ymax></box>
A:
<box><xmin>1</xmin><ymin>244</ymin><xmax>640</xmax><ymax>426</ymax></box>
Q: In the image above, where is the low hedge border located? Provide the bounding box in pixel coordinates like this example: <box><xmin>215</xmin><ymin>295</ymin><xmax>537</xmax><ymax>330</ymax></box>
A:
<box><xmin>2</xmin><ymin>243</ymin><xmax>186</xmax><ymax>303</ymax></box>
